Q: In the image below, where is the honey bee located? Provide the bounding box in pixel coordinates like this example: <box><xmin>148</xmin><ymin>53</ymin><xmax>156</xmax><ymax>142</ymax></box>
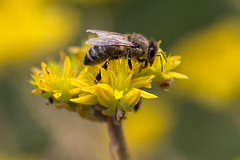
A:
<box><xmin>84</xmin><ymin>29</ymin><xmax>164</xmax><ymax>81</ymax></box>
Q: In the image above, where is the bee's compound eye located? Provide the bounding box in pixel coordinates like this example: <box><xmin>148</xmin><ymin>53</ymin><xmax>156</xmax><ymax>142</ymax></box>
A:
<box><xmin>149</xmin><ymin>47</ymin><xmax>155</xmax><ymax>57</ymax></box>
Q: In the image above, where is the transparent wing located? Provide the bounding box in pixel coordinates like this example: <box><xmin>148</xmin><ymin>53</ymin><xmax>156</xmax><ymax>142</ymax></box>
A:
<box><xmin>86</xmin><ymin>37</ymin><xmax>135</xmax><ymax>46</ymax></box>
<box><xmin>86</xmin><ymin>29</ymin><xmax>125</xmax><ymax>36</ymax></box>
<box><xmin>86</xmin><ymin>29</ymin><xmax>135</xmax><ymax>47</ymax></box>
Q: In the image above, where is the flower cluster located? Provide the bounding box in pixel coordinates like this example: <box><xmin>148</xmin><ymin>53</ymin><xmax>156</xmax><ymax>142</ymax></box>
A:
<box><xmin>30</xmin><ymin>42</ymin><xmax>188</xmax><ymax>121</ymax></box>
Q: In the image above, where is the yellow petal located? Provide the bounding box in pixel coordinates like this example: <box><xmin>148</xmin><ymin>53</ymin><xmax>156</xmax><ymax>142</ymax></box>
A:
<box><xmin>41</xmin><ymin>62</ymin><xmax>47</xmax><ymax>71</ymax></box>
<box><xmin>116</xmin><ymin>70</ymin><xmax>122</xmax><ymax>89</ymax></box>
<box><xmin>63</xmin><ymin>56</ymin><xmax>71</xmax><ymax>76</ymax></box>
<box><xmin>171</xmin><ymin>56</ymin><xmax>181</xmax><ymax>61</ymax></box>
<box><xmin>82</xmin><ymin>86</ymin><xmax>96</xmax><ymax>93</ymax></box>
<box><xmin>109</xmin><ymin>70</ymin><xmax>117</xmax><ymax>87</ymax></box>
<box><xmin>101</xmin><ymin>68</ymin><xmax>109</xmax><ymax>83</ymax></box>
<box><xmin>77</xmin><ymin>67</ymin><xmax>88</xmax><ymax>80</ymax></box>
<box><xmin>71</xmin><ymin>79</ymin><xmax>88</xmax><ymax>87</ymax></box>
<box><xmin>149</xmin><ymin>66</ymin><xmax>157</xmax><ymax>72</ymax></box>
<box><xmin>53</xmin><ymin>91</ymin><xmax>62</xmax><ymax>99</ymax></box>
<box><xmin>122</xmin><ymin>71</ymin><xmax>134</xmax><ymax>89</ymax></box>
<box><xmin>161</xmin><ymin>72</ymin><xmax>170</xmax><ymax>79</ymax></box>
<box><xmin>70</xmin><ymin>94</ymin><xmax>97</xmax><ymax>105</ymax></box>
<box><xmin>95</xmin><ymin>84</ymin><xmax>115</xmax><ymax>108</ymax></box>
<box><xmin>168</xmin><ymin>72</ymin><xmax>189</xmax><ymax>79</ymax></box>
<box><xmin>130</xmin><ymin>75</ymin><xmax>155</xmax><ymax>88</ymax></box>
<box><xmin>31</xmin><ymin>67</ymin><xmax>42</xmax><ymax>74</ymax></box>
<box><xmin>168</xmin><ymin>57</ymin><xmax>181</xmax><ymax>69</ymax></box>
<box><xmin>141</xmin><ymin>90</ymin><xmax>158</xmax><ymax>99</ymax></box>
<box><xmin>114</xmin><ymin>89</ymin><xmax>124</xmax><ymax>100</ymax></box>
<box><xmin>32</xmin><ymin>89</ymin><xmax>42</xmax><ymax>95</ymax></box>
<box><xmin>68</xmin><ymin>88</ymin><xmax>81</xmax><ymax>95</ymax></box>
<box><xmin>171</xmin><ymin>60</ymin><xmax>181</xmax><ymax>68</ymax></box>
<box><xmin>37</xmin><ymin>81</ymin><xmax>52</xmax><ymax>92</ymax></box>
<box><xmin>120</xmin><ymin>88</ymin><xmax>141</xmax><ymax>111</ymax></box>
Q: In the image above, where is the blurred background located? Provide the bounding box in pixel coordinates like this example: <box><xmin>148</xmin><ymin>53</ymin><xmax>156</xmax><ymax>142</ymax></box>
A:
<box><xmin>1</xmin><ymin>0</ymin><xmax>240</xmax><ymax>159</ymax></box>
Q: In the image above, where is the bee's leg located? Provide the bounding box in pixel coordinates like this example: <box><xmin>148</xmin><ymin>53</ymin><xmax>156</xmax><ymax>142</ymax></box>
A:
<box><xmin>95</xmin><ymin>60</ymin><xmax>109</xmax><ymax>83</ymax></box>
<box><xmin>137</xmin><ymin>58</ymin><xmax>148</xmax><ymax>65</ymax></box>
<box><xmin>157</xmin><ymin>54</ymin><xmax>163</xmax><ymax>72</ymax></box>
<box><xmin>158</xmin><ymin>50</ymin><xmax>167</xmax><ymax>62</ymax></box>
<box><xmin>137</xmin><ymin>58</ymin><xmax>148</xmax><ymax>71</ymax></box>
<box><xmin>95</xmin><ymin>72</ymin><xmax>102</xmax><ymax>83</ymax></box>
<box><xmin>95</xmin><ymin>56</ymin><xmax>119</xmax><ymax>83</ymax></box>
<box><xmin>144</xmin><ymin>60</ymin><xmax>148</xmax><ymax>68</ymax></box>
<box><xmin>102</xmin><ymin>59</ymin><xmax>109</xmax><ymax>70</ymax></box>
<box><xmin>127</xmin><ymin>48</ymin><xmax>132</xmax><ymax>70</ymax></box>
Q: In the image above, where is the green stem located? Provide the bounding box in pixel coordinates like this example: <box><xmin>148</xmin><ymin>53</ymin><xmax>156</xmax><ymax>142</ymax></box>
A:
<box><xmin>107</xmin><ymin>116</ymin><xmax>130</xmax><ymax>160</ymax></box>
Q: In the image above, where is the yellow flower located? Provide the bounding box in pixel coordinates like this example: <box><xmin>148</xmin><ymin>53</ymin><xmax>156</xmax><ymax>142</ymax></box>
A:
<box><xmin>133</xmin><ymin>51</ymin><xmax>188</xmax><ymax>90</ymax></box>
<box><xmin>30</xmin><ymin>53</ymin><xmax>82</xmax><ymax>104</ymax></box>
<box><xmin>70</xmin><ymin>59</ymin><xmax>157</xmax><ymax>115</ymax></box>
<box><xmin>31</xmin><ymin>40</ymin><xmax>187</xmax><ymax>119</ymax></box>
<box><xmin>152</xmin><ymin>54</ymin><xmax>189</xmax><ymax>80</ymax></box>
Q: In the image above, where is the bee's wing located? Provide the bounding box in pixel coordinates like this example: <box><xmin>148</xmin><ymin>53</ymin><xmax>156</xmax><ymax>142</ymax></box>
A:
<box><xmin>86</xmin><ymin>29</ymin><xmax>135</xmax><ymax>47</ymax></box>
<box><xmin>86</xmin><ymin>37</ymin><xmax>135</xmax><ymax>46</ymax></box>
<box><xmin>86</xmin><ymin>29</ymin><xmax>125</xmax><ymax>36</ymax></box>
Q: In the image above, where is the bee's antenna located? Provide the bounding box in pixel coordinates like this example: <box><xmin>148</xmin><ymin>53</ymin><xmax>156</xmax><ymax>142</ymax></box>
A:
<box><xmin>158</xmin><ymin>51</ymin><xmax>167</xmax><ymax>62</ymax></box>
<box><xmin>157</xmin><ymin>41</ymin><xmax>167</xmax><ymax>62</ymax></box>
<box><xmin>157</xmin><ymin>54</ymin><xmax>163</xmax><ymax>72</ymax></box>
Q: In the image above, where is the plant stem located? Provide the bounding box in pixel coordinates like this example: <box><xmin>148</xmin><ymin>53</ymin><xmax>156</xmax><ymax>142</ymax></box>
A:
<box><xmin>107</xmin><ymin>116</ymin><xmax>130</xmax><ymax>160</ymax></box>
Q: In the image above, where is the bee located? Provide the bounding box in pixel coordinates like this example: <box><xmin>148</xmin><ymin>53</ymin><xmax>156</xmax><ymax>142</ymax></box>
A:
<box><xmin>84</xmin><ymin>29</ymin><xmax>165</xmax><ymax>82</ymax></box>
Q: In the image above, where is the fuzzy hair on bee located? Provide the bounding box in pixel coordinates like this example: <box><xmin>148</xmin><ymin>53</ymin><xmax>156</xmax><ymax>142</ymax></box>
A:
<box><xmin>85</xmin><ymin>29</ymin><xmax>160</xmax><ymax>65</ymax></box>
<box><xmin>84</xmin><ymin>29</ymin><xmax>163</xmax><ymax>82</ymax></box>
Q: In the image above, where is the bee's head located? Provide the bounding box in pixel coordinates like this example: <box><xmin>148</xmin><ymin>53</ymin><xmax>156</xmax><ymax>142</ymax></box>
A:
<box><xmin>147</xmin><ymin>39</ymin><xmax>158</xmax><ymax>66</ymax></box>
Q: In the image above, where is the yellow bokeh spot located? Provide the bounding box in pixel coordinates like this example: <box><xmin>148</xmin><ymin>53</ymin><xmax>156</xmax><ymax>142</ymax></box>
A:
<box><xmin>0</xmin><ymin>0</ymin><xmax>79</xmax><ymax>70</ymax></box>
<box><xmin>123</xmin><ymin>100</ymin><xmax>175</xmax><ymax>153</ymax></box>
<box><xmin>175</xmin><ymin>18</ymin><xmax>240</xmax><ymax>104</ymax></box>
<box><xmin>0</xmin><ymin>154</ymin><xmax>40</xmax><ymax>160</ymax></box>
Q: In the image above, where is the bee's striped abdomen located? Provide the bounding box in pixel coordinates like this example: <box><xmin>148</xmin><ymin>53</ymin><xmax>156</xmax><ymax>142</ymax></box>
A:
<box><xmin>84</xmin><ymin>45</ymin><xmax>124</xmax><ymax>65</ymax></box>
<box><xmin>84</xmin><ymin>46</ymin><xmax>105</xmax><ymax>65</ymax></box>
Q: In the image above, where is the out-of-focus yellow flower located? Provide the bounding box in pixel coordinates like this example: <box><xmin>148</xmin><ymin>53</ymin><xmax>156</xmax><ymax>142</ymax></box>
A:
<box><xmin>174</xmin><ymin>18</ymin><xmax>240</xmax><ymax>104</ymax></box>
<box><xmin>0</xmin><ymin>0</ymin><xmax>79</xmax><ymax>71</ymax></box>
<box><xmin>123</xmin><ymin>100</ymin><xmax>175</xmax><ymax>159</ymax></box>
